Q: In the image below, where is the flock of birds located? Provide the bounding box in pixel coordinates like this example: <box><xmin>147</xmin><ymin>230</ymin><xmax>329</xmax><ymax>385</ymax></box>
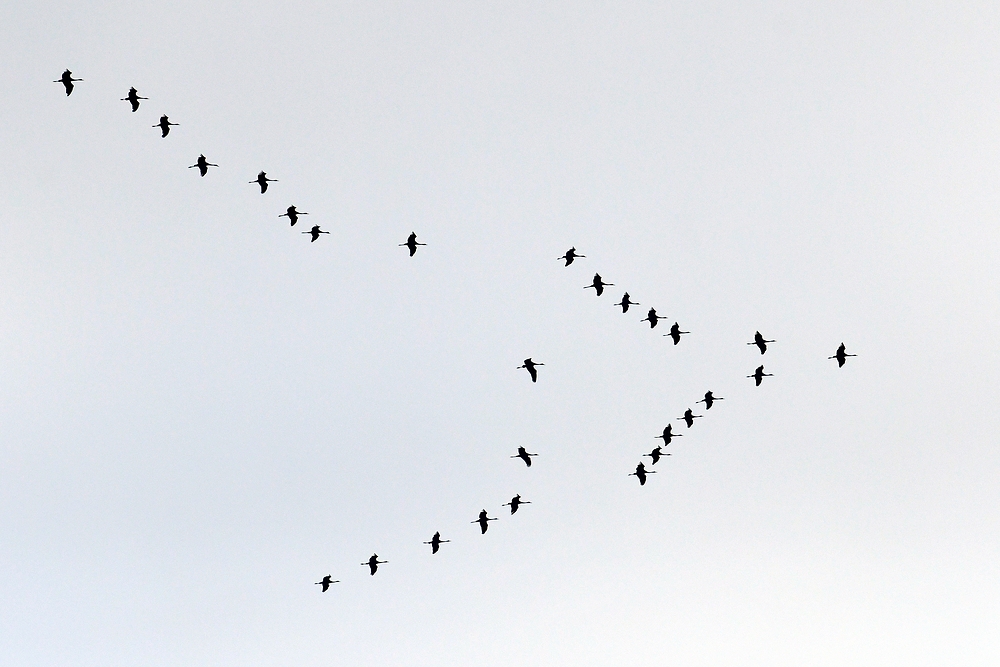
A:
<box><xmin>54</xmin><ymin>70</ymin><xmax>857</xmax><ymax>590</ymax></box>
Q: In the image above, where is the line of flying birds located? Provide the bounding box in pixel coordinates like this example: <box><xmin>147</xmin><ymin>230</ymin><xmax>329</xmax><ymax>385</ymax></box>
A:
<box><xmin>53</xmin><ymin>70</ymin><xmax>857</xmax><ymax>589</ymax></box>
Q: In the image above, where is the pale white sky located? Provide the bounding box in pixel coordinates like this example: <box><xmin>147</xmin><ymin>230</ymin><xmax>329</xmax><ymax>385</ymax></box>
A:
<box><xmin>3</xmin><ymin>2</ymin><xmax>1000</xmax><ymax>665</ymax></box>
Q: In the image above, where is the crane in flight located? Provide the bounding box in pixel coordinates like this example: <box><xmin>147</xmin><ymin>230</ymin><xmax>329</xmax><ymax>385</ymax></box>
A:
<box><xmin>399</xmin><ymin>232</ymin><xmax>426</xmax><ymax>256</ymax></box>
<box><xmin>656</xmin><ymin>423</ymin><xmax>682</xmax><ymax>446</ymax></box>
<box><xmin>584</xmin><ymin>273</ymin><xmax>613</xmax><ymax>296</ymax></box>
<box><xmin>666</xmin><ymin>322</ymin><xmax>689</xmax><ymax>345</ymax></box>
<box><xmin>502</xmin><ymin>494</ymin><xmax>530</xmax><ymax>514</ymax></box>
<box><xmin>748</xmin><ymin>365</ymin><xmax>773</xmax><ymax>386</ymax></box>
<box><xmin>314</xmin><ymin>575</ymin><xmax>339</xmax><ymax>591</ymax></box>
<box><xmin>278</xmin><ymin>205</ymin><xmax>307</xmax><ymax>226</ymax></box>
<box><xmin>748</xmin><ymin>331</ymin><xmax>775</xmax><ymax>355</ymax></box>
<box><xmin>424</xmin><ymin>532</ymin><xmax>450</xmax><ymax>554</ymax></box>
<box><xmin>517</xmin><ymin>358</ymin><xmax>543</xmax><ymax>383</ymax></box>
<box><xmin>829</xmin><ymin>343</ymin><xmax>856</xmax><ymax>367</ymax></box>
<box><xmin>54</xmin><ymin>70</ymin><xmax>82</xmax><ymax>95</ymax></box>
<box><xmin>472</xmin><ymin>510</ymin><xmax>498</xmax><ymax>534</ymax></box>
<box><xmin>511</xmin><ymin>446</ymin><xmax>538</xmax><ymax>467</ymax></box>
<box><xmin>188</xmin><ymin>154</ymin><xmax>218</xmax><ymax>177</ymax></box>
<box><xmin>362</xmin><ymin>554</ymin><xmax>387</xmax><ymax>575</ymax></box>
<box><xmin>697</xmin><ymin>391</ymin><xmax>723</xmax><ymax>409</ymax></box>
<box><xmin>153</xmin><ymin>115</ymin><xmax>178</xmax><ymax>137</ymax></box>
<box><xmin>250</xmin><ymin>171</ymin><xmax>277</xmax><ymax>193</ymax></box>
<box><xmin>120</xmin><ymin>87</ymin><xmax>147</xmax><ymax>111</ymax></box>
<box><xmin>629</xmin><ymin>462</ymin><xmax>656</xmax><ymax>486</ymax></box>
<box><xmin>678</xmin><ymin>408</ymin><xmax>702</xmax><ymax>428</ymax></box>
<box><xmin>615</xmin><ymin>292</ymin><xmax>638</xmax><ymax>313</ymax></box>
<box><xmin>641</xmin><ymin>308</ymin><xmax>663</xmax><ymax>328</ymax></box>
<box><xmin>303</xmin><ymin>225</ymin><xmax>330</xmax><ymax>242</ymax></box>
<box><xmin>558</xmin><ymin>247</ymin><xmax>585</xmax><ymax>266</ymax></box>
<box><xmin>644</xmin><ymin>446</ymin><xmax>670</xmax><ymax>465</ymax></box>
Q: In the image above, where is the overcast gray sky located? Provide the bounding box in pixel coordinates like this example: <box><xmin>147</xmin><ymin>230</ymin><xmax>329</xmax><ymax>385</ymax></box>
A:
<box><xmin>3</xmin><ymin>1</ymin><xmax>1000</xmax><ymax>665</ymax></box>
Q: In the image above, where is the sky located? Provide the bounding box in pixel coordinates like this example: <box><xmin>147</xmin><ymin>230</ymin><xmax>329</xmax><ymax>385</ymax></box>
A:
<box><xmin>3</xmin><ymin>1</ymin><xmax>1000</xmax><ymax>665</ymax></box>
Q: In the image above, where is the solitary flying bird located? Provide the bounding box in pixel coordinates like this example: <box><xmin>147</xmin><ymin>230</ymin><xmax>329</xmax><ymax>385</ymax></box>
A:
<box><xmin>188</xmin><ymin>154</ymin><xmax>218</xmax><ymax>177</ymax></box>
<box><xmin>558</xmin><ymin>247</ymin><xmax>585</xmax><ymax>266</ymax></box>
<box><xmin>54</xmin><ymin>70</ymin><xmax>82</xmax><ymax>95</ymax></box>
<box><xmin>120</xmin><ymin>87</ymin><xmax>147</xmax><ymax>111</ymax></box>
<box><xmin>666</xmin><ymin>322</ymin><xmax>689</xmax><ymax>345</ymax></box>
<box><xmin>153</xmin><ymin>115</ymin><xmax>178</xmax><ymax>137</ymax></box>
<box><xmin>278</xmin><ymin>205</ymin><xmax>307</xmax><ymax>226</ymax></box>
<box><xmin>748</xmin><ymin>365</ymin><xmax>773</xmax><ymax>386</ymax></box>
<box><xmin>629</xmin><ymin>462</ymin><xmax>656</xmax><ymax>486</ymax></box>
<box><xmin>399</xmin><ymin>232</ymin><xmax>426</xmax><ymax>256</ymax></box>
<box><xmin>748</xmin><ymin>331</ymin><xmax>775</xmax><ymax>355</ymax></box>
<box><xmin>615</xmin><ymin>292</ymin><xmax>638</xmax><ymax>313</ymax></box>
<box><xmin>644</xmin><ymin>446</ymin><xmax>670</xmax><ymax>465</ymax></box>
<box><xmin>678</xmin><ymin>408</ymin><xmax>702</xmax><ymax>428</ymax></box>
<box><xmin>641</xmin><ymin>308</ymin><xmax>663</xmax><ymax>329</ymax></box>
<box><xmin>362</xmin><ymin>554</ymin><xmax>387</xmax><ymax>576</ymax></box>
<box><xmin>585</xmin><ymin>273</ymin><xmax>613</xmax><ymax>296</ymax></box>
<box><xmin>656</xmin><ymin>424</ymin><xmax>682</xmax><ymax>446</ymax></box>
<box><xmin>424</xmin><ymin>532</ymin><xmax>450</xmax><ymax>554</ymax></box>
<box><xmin>502</xmin><ymin>494</ymin><xmax>530</xmax><ymax>514</ymax></box>
<box><xmin>303</xmin><ymin>225</ymin><xmax>329</xmax><ymax>242</ymax></box>
<box><xmin>697</xmin><ymin>391</ymin><xmax>723</xmax><ymax>409</ymax></box>
<box><xmin>511</xmin><ymin>446</ymin><xmax>538</xmax><ymax>467</ymax></box>
<box><xmin>517</xmin><ymin>358</ymin><xmax>543</xmax><ymax>383</ymax></box>
<box><xmin>829</xmin><ymin>343</ymin><xmax>856</xmax><ymax>367</ymax></box>
<box><xmin>472</xmin><ymin>510</ymin><xmax>498</xmax><ymax>534</ymax></box>
<box><xmin>250</xmin><ymin>171</ymin><xmax>277</xmax><ymax>193</ymax></box>
<box><xmin>314</xmin><ymin>575</ymin><xmax>339</xmax><ymax>591</ymax></box>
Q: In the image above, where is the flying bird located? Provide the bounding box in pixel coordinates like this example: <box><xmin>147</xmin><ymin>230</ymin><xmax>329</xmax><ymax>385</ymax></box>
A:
<box><xmin>314</xmin><ymin>575</ymin><xmax>339</xmax><ymax>592</ymax></box>
<box><xmin>615</xmin><ymin>292</ymin><xmax>638</xmax><ymax>313</ymax></box>
<box><xmin>188</xmin><ymin>154</ymin><xmax>218</xmax><ymax>177</ymax></box>
<box><xmin>558</xmin><ymin>247</ymin><xmax>585</xmax><ymax>266</ymax></box>
<box><xmin>678</xmin><ymin>408</ymin><xmax>702</xmax><ymax>428</ymax></box>
<box><xmin>399</xmin><ymin>232</ymin><xmax>426</xmax><ymax>256</ymax></box>
<box><xmin>278</xmin><ymin>205</ymin><xmax>307</xmax><ymax>226</ymax></box>
<box><xmin>656</xmin><ymin>424</ymin><xmax>682</xmax><ymax>446</ymax></box>
<box><xmin>120</xmin><ymin>87</ymin><xmax>147</xmax><ymax>111</ymax></box>
<box><xmin>517</xmin><ymin>358</ymin><xmax>543</xmax><ymax>383</ymax></box>
<box><xmin>54</xmin><ymin>70</ymin><xmax>82</xmax><ymax>95</ymax></box>
<box><xmin>153</xmin><ymin>115</ymin><xmax>178</xmax><ymax>137</ymax></box>
<box><xmin>644</xmin><ymin>446</ymin><xmax>670</xmax><ymax>465</ymax></box>
<box><xmin>641</xmin><ymin>308</ymin><xmax>663</xmax><ymax>329</ymax></box>
<box><xmin>666</xmin><ymin>322</ymin><xmax>689</xmax><ymax>345</ymax></box>
<box><xmin>424</xmin><ymin>532</ymin><xmax>450</xmax><ymax>554</ymax></box>
<box><xmin>472</xmin><ymin>510</ymin><xmax>498</xmax><ymax>534</ymax></box>
<box><xmin>697</xmin><ymin>391</ymin><xmax>723</xmax><ymax>409</ymax></box>
<box><xmin>584</xmin><ymin>273</ymin><xmax>613</xmax><ymax>296</ymax></box>
<box><xmin>629</xmin><ymin>462</ymin><xmax>656</xmax><ymax>486</ymax></box>
<box><xmin>829</xmin><ymin>343</ymin><xmax>856</xmax><ymax>367</ymax></box>
<box><xmin>748</xmin><ymin>365</ymin><xmax>773</xmax><ymax>386</ymax></box>
<box><xmin>303</xmin><ymin>225</ymin><xmax>329</xmax><ymax>242</ymax></box>
<box><xmin>502</xmin><ymin>494</ymin><xmax>530</xmax><ymax>514</ymax></box>
<box><xmin>250</xmin><ymin>171</ymin><xmax>277</xmax><ymax>193</ymax></box>
<box><xmin>511</xmin><ymin>446</ymin><xmax>538</xmax><ymax>467</ymax></box>
<box><xmin>748</xmin><ymin>331</ymin><xmax>775</xmax><ymax>355</ymax></box>
<box><xmin>362</xmin><ymin>554</ymin><xmax>387</xmax><ymax>576</ymax></box>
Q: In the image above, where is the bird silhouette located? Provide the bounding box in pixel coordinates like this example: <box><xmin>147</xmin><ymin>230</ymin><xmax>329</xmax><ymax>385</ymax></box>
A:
<box><xmin>362</xmin><ymin>554</ymin><xmax>387</xmax><ymax>575</ymax></box>
<box><xmin>748</xmin><ymin>365</ymin><xmax>773</xmax><ymax>386</ymax></box>
<box><xmin>153</xmin><ymin>115</ymin><xmax>178</xmax><ymax>137</ymax></box>
<box><xmin>472</xmin><ymin>510</ymin><xmax>498</xmax><ymax>534</ymax></box>
<box><xmin>303</xmin><ymin>225</ymin><xmax>329</xmax><ymax>242</ymax></box>
<box><xmin>584</xmin><ymin>273</ymin><xmax>613</xmax><ymax>296</ymax></box>
<box><xmin>120</xmin><ymin>87</ymin><xmax>147</xmax><ymax>111</ymax></box>
<box><xmin>829</xmin><ymin>343</ymin><xmax>856</xmax><ymax>367</ymax></box>
<box><xmin>511</xmin><ymin>446</ymin><xmax>538</xmax><ymax>467</ymax></box>
<box><xmin>502</xmin><ymin>494</ymin><xmax>530</xmax><ymax>514</ymax></box>
<box><xmin>558</xmin><ymin>247</ymin><xmax>585</xmax><ymax>266</ymax></box>
<box><xmin>314</xmin><ymin>575</ymin><xmax>339</xmax><ymax>591</ymax></box>
<box><xmin>641</xmin><ymin>308</ymin><xmax>663</xmax><ymax>328</ymax></box>
<box><xmin>517</xmin><ymin>358</ymin><xmax>543</xmax><ymax>383</ymax></box>
<box><xmin>678</xmin><ymin>408</ymin><xmax>702</xmax><ymax>428</ymax></box>
<box><xmin>399</xmin><ymin>232</ymin><xmax>426</xmax><ymax>256</ymax></box>
<box><xmin>644</xmin><ymin>446</ymin><xmax>670</xmax><ymax>465</ymax></box>
<box><xmin>697</xmin><ymin>391</ymin><xmax>723</xmax><ymax>409</ymax></box>
<box><xmin>278</xmin><ymin>205</ymin><xmax>307</xmax><ymax>226</ymax></box>
<box><xmin>424</xmin><ymin>532</ymin><xmax>450</xmax><ymax>554</ymax></box>
<box><xmin>54</xmin><ymin>70</ymin><xmax>82</xmax><ymax>95</ymax></box>
<box><xmin>748</xmin><ymin>331</ymin><xmax>774</xmax><ymax>355</ymax></box>
<box><xmin>666</xmin><ymin>322</ymin><xmax>689</xmax><ymax>345</ymax></box>
<box><xmin>188</xmin><ymin>154</ymin><xmax>218</xmax><ymax>177</ymax></box>
<box><xmin>655</xmin><ymin>423</ymin><xmax>682</xmax><ymax>446</ymax></box>
<box><xmin>250</xmin><ymin>171</ymin><xmax>277</xmax><ymax>193</ymax></box>
<box><xmin>629</xmin><ymin>462</ymin><xmax>656</xmax><ymax>486</ymax></box>
<box><xmin>615</xmin><ymin>292</ymin><xmax>638</xmax><ymax>313</ymax></box>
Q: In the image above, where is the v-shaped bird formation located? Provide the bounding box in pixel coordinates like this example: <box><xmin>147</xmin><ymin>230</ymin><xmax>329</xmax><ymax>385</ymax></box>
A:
<box><xmin>50</xmin><ymin>68</ymin><xmax>858</xmax><ymax>589</ymax></box>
